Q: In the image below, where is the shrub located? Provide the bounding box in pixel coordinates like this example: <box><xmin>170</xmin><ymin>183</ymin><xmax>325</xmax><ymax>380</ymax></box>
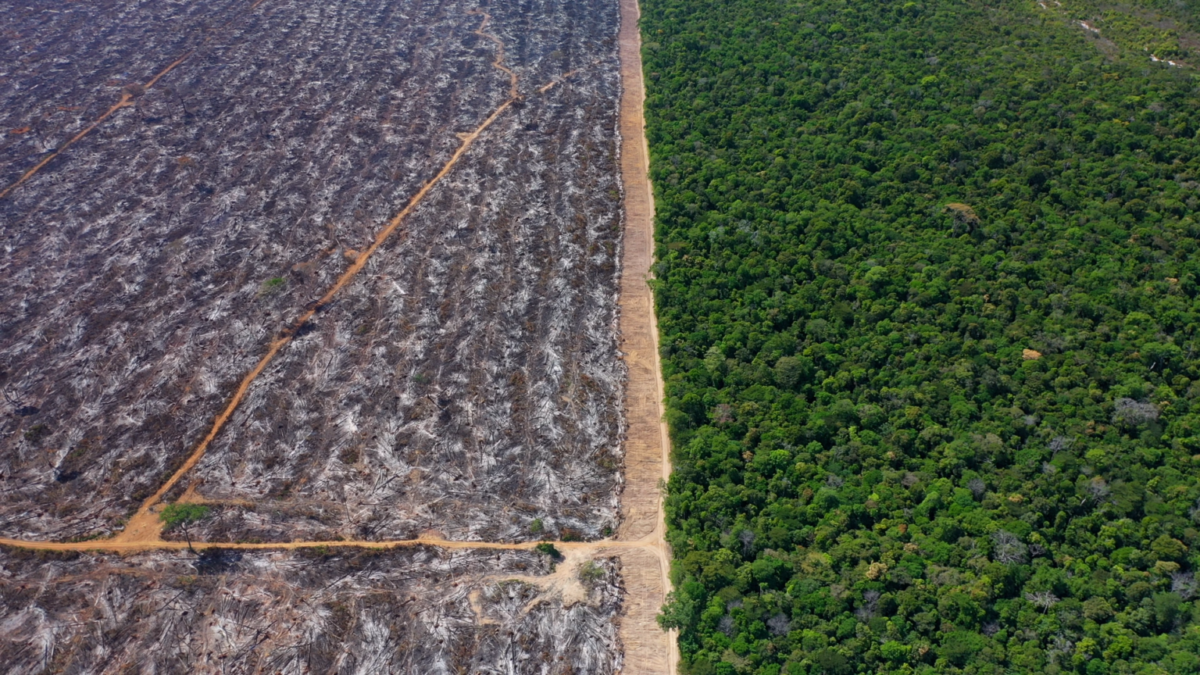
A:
<box><xmin>258</xmin><ymin>276</ymin><xmax>286</xmax><ymax>296</ymax></box>
<box><xmin>23</xmin><ymin>424</ymin><xmax>49</xmax><ymax>443</ymax></box>
<box><xmin>535</xmin><ymin>542</ymin><xmax>562</xmax><ymax>560</ymax></box>
<box><xmin>579</xmin><ymin>560</ymin><xmax>605</xmax><ymax>584</ymax></box>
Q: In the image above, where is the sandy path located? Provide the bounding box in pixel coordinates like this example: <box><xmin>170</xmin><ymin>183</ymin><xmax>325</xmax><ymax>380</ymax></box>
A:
<box><xmin>469</xmin><ymin>9</ymin><xmax>519</xmax><ymax>98</ymax></box>
<box><xmin>612</xmin><ymin>0</ymin><xmax>677</xmax><ymax>670</ymax></box>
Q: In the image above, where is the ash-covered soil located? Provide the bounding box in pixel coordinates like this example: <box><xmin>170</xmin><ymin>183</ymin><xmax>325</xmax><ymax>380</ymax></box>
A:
<box><xmin>0</xmin><ymin>0</ymin><xmax>250</xmax><ymax>174</ymax></box>
<box><xmin>180</xmin><ymin>1</ymin><xmax>625</xmax><ymax>544</ymax></box>
<box><xmin>0</xmin><ymin>545</ymin><xmax>623</xmax><ymax>674</ymax></box>
<box><xmin>0</xmin><ymin>0</ymin><xmax>624</xmax><ymax>543</ymax></box>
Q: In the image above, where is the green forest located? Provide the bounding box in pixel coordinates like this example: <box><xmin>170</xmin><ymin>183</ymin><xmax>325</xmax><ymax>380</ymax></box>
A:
<box><xmin>641</xmin><ymin>0</ymin><xmax>1200</xmax><ymax>673</ymax></box>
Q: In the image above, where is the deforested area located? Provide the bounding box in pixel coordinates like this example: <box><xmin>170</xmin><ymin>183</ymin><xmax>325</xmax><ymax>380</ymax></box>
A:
<box><xmin>0</xmin><ymin>0</ymin><xmax>252</xmax><ymax>178</ymax></box>
<box><xmin>0</xmin><ymin>545</ymin><xmax>623</xmax><ymax>674</ymax></box>
<box><xmin>0</xmin><ymin>0</ymin><xmax>624</xmax><ymax>543</ymax></box>
<box><xmin>0</xmin><ymin>0</ymin><xmax>655</xmax><ymax>669</ymax></box>
<box><xmin>176</xmin><ymin>0</ymin><xmax>626</xmax><ymax>546</ymax></box>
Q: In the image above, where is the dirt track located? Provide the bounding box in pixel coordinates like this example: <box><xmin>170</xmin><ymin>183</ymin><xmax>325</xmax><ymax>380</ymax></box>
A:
<box><xmin>0</xmin><ymin>532</ymin><xmax>641</xmax><ymax>554</ymax></box>
<box><xmin>611</xmin><ymin>0</ymin><xmax>677</xmax><ymax>671</ymax></box>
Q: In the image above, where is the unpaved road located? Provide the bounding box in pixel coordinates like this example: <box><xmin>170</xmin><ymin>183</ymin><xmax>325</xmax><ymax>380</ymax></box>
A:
<box><xmin>0</xmin><ymin>532</ymin><xmax>639</xmax><ymax>554</ymax></box>
<box><xmin>612</xmin><ymin>0</ymin><xmax>677</xmax><ymax>671</ymax></box>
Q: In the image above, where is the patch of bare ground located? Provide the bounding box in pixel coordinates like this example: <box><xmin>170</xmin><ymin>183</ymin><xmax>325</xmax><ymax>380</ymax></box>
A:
<box><xmin>610</xmin><ymin>0</ymin><xmax>677</xmax><ymax>672</ymax></box>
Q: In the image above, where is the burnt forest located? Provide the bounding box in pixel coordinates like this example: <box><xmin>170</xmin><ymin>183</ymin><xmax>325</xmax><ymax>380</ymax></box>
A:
<box><xmin>0</xmin><ymin>0</ymin><xmax>674</xmax><ymax>671</ymax></box>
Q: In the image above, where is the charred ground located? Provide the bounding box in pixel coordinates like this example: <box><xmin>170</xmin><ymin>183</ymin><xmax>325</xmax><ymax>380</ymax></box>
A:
<box><xmin>175</xmin><ymin>1</ymin><xmax>627</xmax><ymax>545</ymax></box>
<box><xmin>0</xmin><ymin>545</ymin><xmax>623</xmax><ymax>673</ymax></box>
<box><xmin>0</xmin><ymin>0</ymin><xmax>660</xmax><ymax>671</ymax></box>
<box><xmin>0</xmin><ymin>0</ymin><xmax>623</xmax><ymax>544</ymax></box>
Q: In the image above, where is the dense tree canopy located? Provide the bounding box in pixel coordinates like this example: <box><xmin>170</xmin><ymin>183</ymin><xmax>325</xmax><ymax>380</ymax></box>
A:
<box><xmin>643</xmin><ymin>0</ymin><xmax>1200</xmax><ymax>673</ymax></box>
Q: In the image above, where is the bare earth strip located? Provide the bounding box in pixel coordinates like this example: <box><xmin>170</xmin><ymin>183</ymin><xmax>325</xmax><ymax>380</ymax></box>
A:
<box><xmin>613</xmin><ymin>0</ymin><xmax>678</xmax><ymax>671</ymax></box>
<box><xmin>0</xmin><ymin>533</ymin><xmax>636</xmax><ymax>554</ymax></box>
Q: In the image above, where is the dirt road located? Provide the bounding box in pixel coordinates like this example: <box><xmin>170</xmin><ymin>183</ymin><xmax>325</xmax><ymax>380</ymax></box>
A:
<box><xmin>612</xmin><ymin>0</ymin><xmax>677</xmax><ymax>671</ymax></box>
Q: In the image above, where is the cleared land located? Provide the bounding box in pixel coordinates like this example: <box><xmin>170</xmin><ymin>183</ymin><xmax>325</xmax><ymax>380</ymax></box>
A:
<box><xmin>0</xmin><ymin>545</ymin><xmax>623</xmax><ymax>673</ymax></box>
<box><xmin>174</xmin><ymin>3</ymin><xmax>627</xmax><ymax>543</ymax></box>
<box><xmin>1</xmin><ymin>0</ymin><xmax>673</xmax><ymax>671</ymax></box>
<box><xmin>1</xmin><ymin>0</ymin><xmax>623</xmax><ymax>544</ymax></box>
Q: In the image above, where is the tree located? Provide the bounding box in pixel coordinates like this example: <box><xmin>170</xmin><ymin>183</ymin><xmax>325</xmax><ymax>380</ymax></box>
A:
<box><xmin>534</xmin><ymin>542</ymin><xmax>562</xmax><ymax>561</ymax></box>
<box><xmin>159</xmin><ymin>503</ymin><xmax>210</xmax><ymax>553</ymax></box>
<box><xmin>992</xmin><ymin>530</ymin><xmax>1029</xmax><ymax>565</ymax></box>
<box><xmin>1026</xmin><ymin>591</ymin><xmax>1061</xmax><ymax>613</ymax></box>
